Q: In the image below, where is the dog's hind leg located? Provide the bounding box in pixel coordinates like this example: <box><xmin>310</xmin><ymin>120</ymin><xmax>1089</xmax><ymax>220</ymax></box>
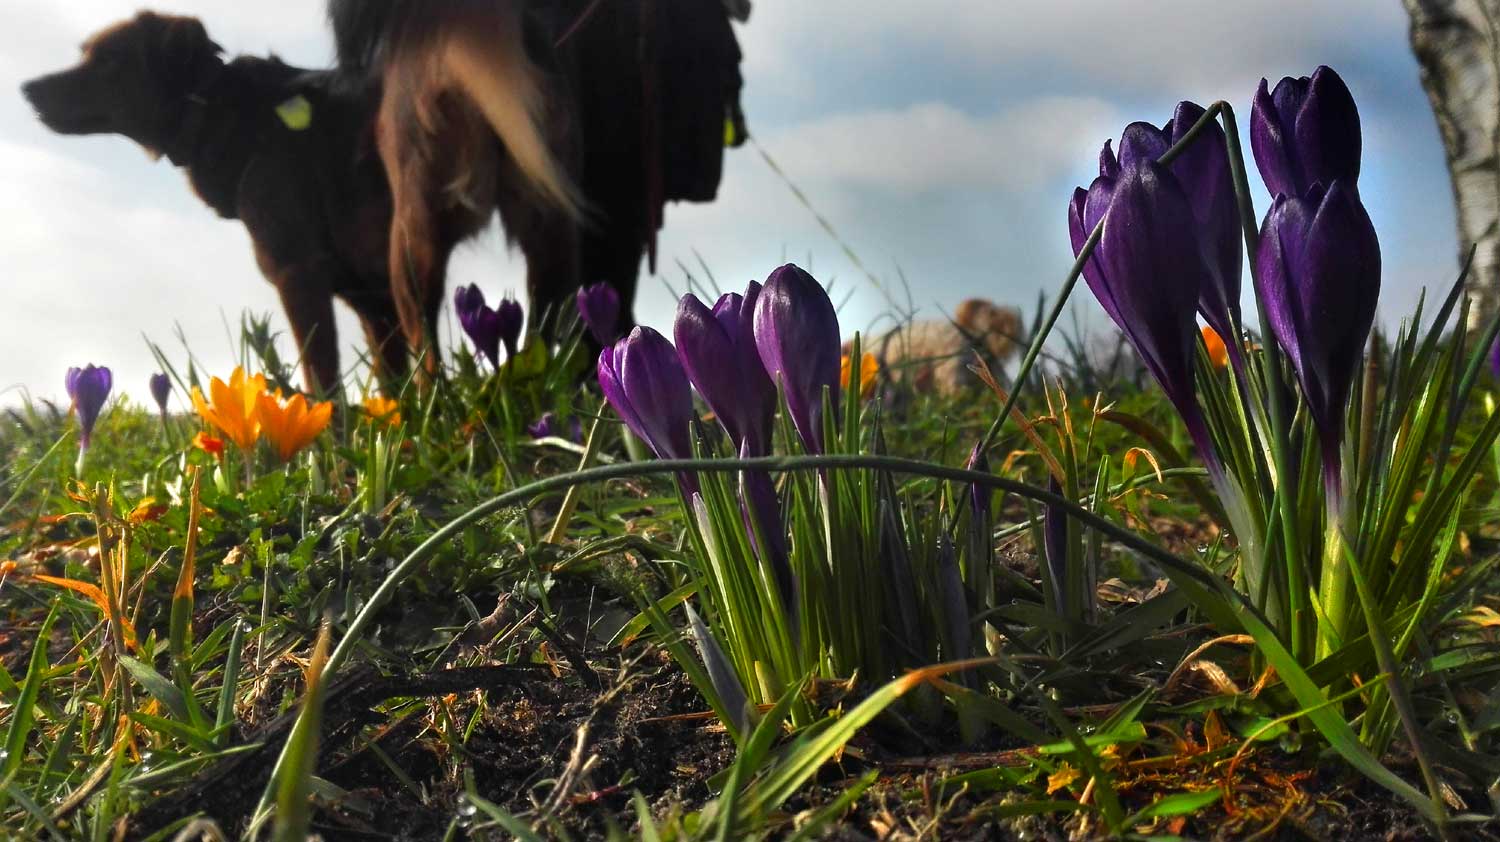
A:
<box><xmin>348</xmin><ymin>295</ymin><xmax>409</xmax><ymax>396</ymax></box>
<box><xmin>380</xmin><ymin>124</ymin><xmax>449</xmax><ymax>384</ymax></box>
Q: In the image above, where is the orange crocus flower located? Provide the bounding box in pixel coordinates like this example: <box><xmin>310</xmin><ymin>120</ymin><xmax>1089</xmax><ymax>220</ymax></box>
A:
<box><xmin>191</xmin><ymin>367</ymin><xmax>267</xmax><ymax>451</ymax></box>
<box><xmin>1200</xmin><ymin>325</ymin><xmax>1229</xmax><ymax>369</ymax></box>
<box><xmin>841</xmin><ymin>352</ymin><xmax>879</xmax><ymax>399</ymax></box>
<box><xmin>361</xmin><ymin>396</ymin><xmax>401</xmax><ymax>427</ymax></box>
<box><xmin>256</xmin><ymin>391</ymin><xmax>333</xmax><ymax>462</ymax></box>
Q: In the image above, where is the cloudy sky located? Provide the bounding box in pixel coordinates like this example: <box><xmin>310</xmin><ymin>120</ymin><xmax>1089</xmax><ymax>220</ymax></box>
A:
<box><xmin>0</xmin><ymin>1</ymin><xmax>1455</xmax><ymax>406</ymax></box>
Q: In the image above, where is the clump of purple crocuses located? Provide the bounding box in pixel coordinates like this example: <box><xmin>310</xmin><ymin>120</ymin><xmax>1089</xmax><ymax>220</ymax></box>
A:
<box><xmin>454</xmin><ymin>284</ymin><xmax>527</xmax><ymax>369</ymax></box>
<box><xmin>596</xmin><ymin>263</ymin><xmax>840</xmax><ymax>622</ymax></box>
<box><xmin>597</xmin><ymin>263</ymin><xmax>841</xmax><ymax>473</ymax></box>
<box><xmin>1069</xmin><ymin>65</ymin><xmax>1377</xmax><ymax>503</ymax></box>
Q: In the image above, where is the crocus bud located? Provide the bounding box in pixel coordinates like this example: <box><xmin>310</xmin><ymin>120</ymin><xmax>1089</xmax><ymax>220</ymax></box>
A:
<box><xmin>1255</xmin><ymin>180</ymin><xmax>1380</xmax><ymax>496</ymax></box>
<box><xmin>577</xmin><ymin>282</ymin><xmax>622</xmax><ymax>346</ymax></box>
<box><xmin>966</xmin><ymin>443</ymin><xmax>992</xmax><ymax>525</ymax></box>
<box><xmin>675</xmin><ymin>281</ymin><xmax>777</xmax><ymax>456</ymax></box>
<box><xmin>66</xmin><ymin>364</ymin><xmax>112</xmax><ymax>452</ymax></box>
<box><xmin>1117</xmin><ymin>101</ymin><xmax>1243</xmax><ymax>351</ymax></box>
<box><xmin>149</xmin><ymin>372</ymin><xmax>172</xmax><ymax>416</ymax></box>
<box><xmin>1043</xmin><ymin>475</ymin><xmax>1068</xmax><ymax>607</ymax></box>
<box><xmin>496</xmin><ymin>298</ymin><xmax>524</xmax><ymax>359</ymax></box>
<box><xmin>598</xmin><ymin>327</ymin><xmax>697</xmax><ymax>492</ymax></box>
<box><xmin>1251</xmin><ymin>65</ymin><xmax>1362</xmax><ymax>200</ymax></box>
<box><xmin>454</xmin><ymin>284</ymin><xmax>501</xmax><ymax>367</ymax></box>
<box><xmin>1069</xmin><ymin>157</ymin><xmax>1221</xmax><ymax>478</ymax></box>
<box><xmin>753</xmin><ymin>264</ymin><xmax>841</xmax><ymax>454</ymax></box>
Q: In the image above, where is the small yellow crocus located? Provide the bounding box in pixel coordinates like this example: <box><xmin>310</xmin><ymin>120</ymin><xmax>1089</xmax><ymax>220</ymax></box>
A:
<box><xmin>840</xmin><ymin>352</ymin><xmax>879</xmax><ymax>399</ymax></box>
<box><xmin>191</xmin><ymin>367</ymin><xmax>267</xmax><ymax>451</ymax></box>
<box><xmin>361</xmin><ymin>396</ymin><xmax>401</xmax><ymax>427</ymax></box>
<box><xmin>256</xmin><ymin>391</ymin><xmax>333</xmax><ymax>462</ymax></box>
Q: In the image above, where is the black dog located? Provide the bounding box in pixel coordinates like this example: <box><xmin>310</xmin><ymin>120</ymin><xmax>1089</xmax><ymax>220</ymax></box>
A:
<box><xmin>24</xmin><ymin>6</ymin><xmax>748</xmax><ymax>392</ymax></box>
<box><xmin>23</xmin><ymin>13</ymin><xmax>403</xmax><ymax>394</ymax></box>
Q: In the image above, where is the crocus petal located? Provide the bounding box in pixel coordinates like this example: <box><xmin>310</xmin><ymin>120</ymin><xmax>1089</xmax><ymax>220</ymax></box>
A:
<box><xmin>1251</xmin><ymin>78</ymin><xmax>1301</xmax><ymax>200</ymax></box>
<box><xmin>597</xmin><ymin>346</ymin><xmax>648</xmax><ymax>446</ymax></box>
<box><xmin>753</xmin><ymin>264</ymin><xmax>841</xmax><ymax>454</ymax></box>
<box><xmin>676</xmin><ymin>283</ymin><xmax>777</xmax><ymax>456</ymax></box>
<box><xmin>578</xmin><ymin>282</ymin><xmax>622</xmax><ymax>346</ymax></box>
<box><xmin>618</xmin><ymin>329</ymin><xmax>694</xmax><ymax>460</ymax></box>
<box><xmin>454</xmin><ymin>284</ymin><xmax>501</xmax><ymax>366</ymax></box>
<box><xmin>1166</xmin><ymin>101</ymin><xmax>1243</xmax><ymax>344</ymax></box>
<box><xmin>195</xmin><ymin>367</ymin><xmax>264</xmax><ymax>451</ymax></box>
<box><xmin>599</xmin><ymin>327</ymin><xmax>695</xmax><ymax>463</ymax></box>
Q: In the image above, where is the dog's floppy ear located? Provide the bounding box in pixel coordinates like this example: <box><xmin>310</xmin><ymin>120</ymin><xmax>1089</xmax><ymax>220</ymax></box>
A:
<box><xmin>137</xmin><ymin>12</ymin><xmax>224</xmax><ymax>83</ymax></box>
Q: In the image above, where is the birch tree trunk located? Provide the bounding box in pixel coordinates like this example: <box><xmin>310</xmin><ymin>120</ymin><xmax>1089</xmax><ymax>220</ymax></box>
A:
<box><xmin>1404</xmin><ymin>0</ymin><xmax>1500</xmax><ymax>323</ymax></box>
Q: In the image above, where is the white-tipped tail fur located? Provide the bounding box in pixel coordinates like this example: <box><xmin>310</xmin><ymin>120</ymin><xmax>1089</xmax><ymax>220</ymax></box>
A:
<box><xmin>439</xmin><ymin>3</ymin><xmax>583</xmax><ymax>218</ymax></box>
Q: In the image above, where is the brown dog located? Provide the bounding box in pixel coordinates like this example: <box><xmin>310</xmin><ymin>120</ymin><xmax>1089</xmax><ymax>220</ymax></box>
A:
<box><xmin>330</xmin><ymin>0</ymin><xmax>748</xmax><ymax>378</ymax></box>
<box><xmin>852</xmin><ymin>299</ymin><xmax>1025</xmax><ymax>396</ymax></box>
<box><xmin>22</xmin><ymin>13</ymin><xmax>403</xmax><ymax>394</ymax></box>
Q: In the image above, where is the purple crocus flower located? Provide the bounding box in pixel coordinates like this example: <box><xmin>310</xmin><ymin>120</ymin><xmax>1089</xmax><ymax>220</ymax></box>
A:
<box><xmin>149</xmin><ymin>372</ymin><xmax>172</xmax><ymax>416</ymax></box>
<box><xmin>1069</xmin><ymin>157</ymin><xmax>1221</xmax><ymax>478</ymax></box>
<box><xmin>1251</xmin><ymin>66</ymin><xmax>1362</xmax><ymax>201</ymax></box>
<box><xmin>454</xmin><ymin>284</ymin><xmax>502</xmax><ymax>367</ymax></box>
<box><xmin>577</xmin><ymin>282</ymin><xmax>622</xmax><ymax>346</ymax></box>
<box><xmin>528</xmin><ymin>412</ymin><xmax>560</xmax><ymax>439</ymax></box>
<box><xmin>1255</xmin><ymin>180</ymin><xmax>1380</xmax><ymax>497</ymax></box>
<box><xmin>598</xmin><ymin>326</ymin><xmax>698</xmax><ymax>492</ymax></box>
<box><xmin>752</xmin><ymin>264</ymin><xmax>841</xmax><ymax>454</ymax></box>
<box><xmin>66</xmin><ymin>364</ymin><xmax>112</xmax><ymax>455</ymax></box>
<box><xmin>496</xmin><ymin>298</ymin><xmax>524</xmax><ymax>359</ymax></box>
<box><xmin>528</xmin><ymin>412</ymin><xmax>583</xmax><ymax>443</ymax></box>
<box><xmin>1115</xmin><ymin>102</ymin><xmax>1243</xmax><ymax>352</ymax></box>
<box><xmin>675</xmin><ymin>281</ymin><xmax>778</xmax><ymax>456</ymax></box>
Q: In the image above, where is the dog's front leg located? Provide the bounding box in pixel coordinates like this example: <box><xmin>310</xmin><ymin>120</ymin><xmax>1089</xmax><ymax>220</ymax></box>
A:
<box><xmin>275</xmin><ymin>270</ymin><xmax>341</xmax><ymax>398</ymax></box>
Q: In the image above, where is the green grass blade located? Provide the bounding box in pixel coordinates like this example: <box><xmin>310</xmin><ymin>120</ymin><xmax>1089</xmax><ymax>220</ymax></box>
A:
<box><xmin>741</xmin><ymin>659</ymin><xmax>991</xmax><ymax>819</ymax></box>
<box><xmin>271</xmin><ymin>624</ymin><xmax>331</xmax><ymax>842</ymax></box>
<box><xmin>2</xmin><ymin>601</ymin><xmax>59</xmax><ymax>783</ymax></box>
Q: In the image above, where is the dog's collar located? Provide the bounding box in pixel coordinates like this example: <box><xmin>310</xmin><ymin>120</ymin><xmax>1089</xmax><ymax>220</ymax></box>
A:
<box><xmin>164</xmin><ymin>60</ymin><xmax>230</xmax><ymax>168</ymax></box>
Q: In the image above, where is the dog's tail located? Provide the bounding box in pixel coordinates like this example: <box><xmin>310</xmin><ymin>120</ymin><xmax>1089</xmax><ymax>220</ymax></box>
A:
<box><xmin>331</xmin><ymin>0</ymin><xmax>583</xmax><ymax>217</ymax></box>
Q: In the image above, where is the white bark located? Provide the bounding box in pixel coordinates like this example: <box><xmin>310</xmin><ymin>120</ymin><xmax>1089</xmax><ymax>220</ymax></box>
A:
<box><xmin>1404</xmin><ymin>0</ymin><xmax>1500</xmax><ymax>322</ymax></box>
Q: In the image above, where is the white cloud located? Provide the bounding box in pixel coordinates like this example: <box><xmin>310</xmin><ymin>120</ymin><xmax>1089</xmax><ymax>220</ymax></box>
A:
<box><xmin>763</xmin><ymin>97</ymin><xmax>1120</xmax><ymax>192</ymax></box>
<box><xmin>741</xmin><ymin>0</ymin><xmax>1406</xmax><ymax>100</ymax></box>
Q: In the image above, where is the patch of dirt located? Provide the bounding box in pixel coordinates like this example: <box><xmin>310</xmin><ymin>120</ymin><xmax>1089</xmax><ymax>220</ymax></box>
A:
<box><xmin>315</xmin><ymin>653</ymin><xmax>734</xmax><ymax>840</ymax></box>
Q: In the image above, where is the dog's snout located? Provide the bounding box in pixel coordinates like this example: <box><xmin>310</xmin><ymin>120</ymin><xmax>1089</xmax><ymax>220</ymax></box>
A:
<box><xmin>20</xmin><ymin>78</ymin><xmax>39</xmax><ymax>104</ymax></box>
